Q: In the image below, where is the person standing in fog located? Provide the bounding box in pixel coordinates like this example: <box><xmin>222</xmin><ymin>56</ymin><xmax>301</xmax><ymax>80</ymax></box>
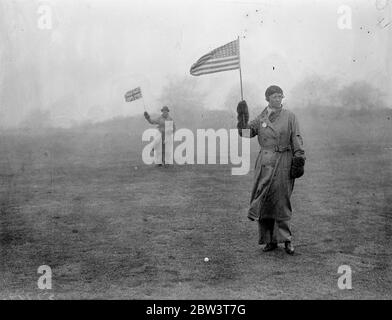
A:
<box><xmin>144</xmin><ymin>106</ymin><xmax>176</xmax><ymax>166</ymax></box>
<box><xmin>237</xmin><ymin>85</ymin><xmax>305</xmax><ymax>254</ymax></box>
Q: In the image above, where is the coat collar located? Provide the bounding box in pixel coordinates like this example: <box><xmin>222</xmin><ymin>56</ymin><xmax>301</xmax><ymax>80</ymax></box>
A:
<box><xmin>260</xmin><ymin>106</ymin><xmax>283</xmax><ymax>136</ymax></box>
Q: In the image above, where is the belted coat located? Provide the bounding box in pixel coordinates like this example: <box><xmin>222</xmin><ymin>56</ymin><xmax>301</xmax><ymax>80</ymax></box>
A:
<box><xmin>239</xmin><ymin>106</ymin><xmax>305</xmax><ymax>221</ymax></box>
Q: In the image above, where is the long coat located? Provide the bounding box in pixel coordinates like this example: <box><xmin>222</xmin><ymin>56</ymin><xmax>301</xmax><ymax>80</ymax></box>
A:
<box><xmin>239</xmin><ymin>107</ymin><xmax>305</xmax><ymax>221</ymax></box>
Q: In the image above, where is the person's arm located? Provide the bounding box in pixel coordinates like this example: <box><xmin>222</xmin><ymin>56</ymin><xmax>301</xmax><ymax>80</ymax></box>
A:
<box><xmin>290</xmin><ymin>113</ymin><xmax>305</xmax><ymax>158</ymax></box>
<box><xmin>237</xmin><ymin>100</ymin><xmax>258</xmax><ymax>138</ymax></box>
<box><xmin>290</xmin><ymin>112</ymin><xmax>305</xmax><ymax>178</ymax></box>
<box><xmin>144</xmin><ymin>112</ymin><xmax>159</xmax><ymax>125</ymax></box>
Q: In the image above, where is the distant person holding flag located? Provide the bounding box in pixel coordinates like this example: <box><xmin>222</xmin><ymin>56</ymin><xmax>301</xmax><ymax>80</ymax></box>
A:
<box><xmin>144</xmin><ymin>106</ymin><xmax>176</xmax><ymax>166</ymax></box>
<box><xmin>124</xmin><ymin>87</ymin><xmax>176</xmax><ymax>166</ymax></box>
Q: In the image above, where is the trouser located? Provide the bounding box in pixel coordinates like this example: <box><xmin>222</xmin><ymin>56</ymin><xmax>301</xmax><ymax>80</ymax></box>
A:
<box><xmin>161</xmin><ymin>132</ymin><xmax>166</xmax><ymax>164</ymax></box>
<box><xmin>258</xmin><ymin>218</ymin><xmax>292</xmax><ymax>244</ymax></box>
<box><xmin>152</xmin><ymin>132</ymin><xmax>173</xmax><ymax>164</ymax></box>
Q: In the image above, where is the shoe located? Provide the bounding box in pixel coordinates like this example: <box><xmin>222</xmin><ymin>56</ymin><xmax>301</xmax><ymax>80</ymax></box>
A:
<box><xmin>284</xmin><ymin>241</ymin><xmax>295</xmax><ymax>255</ymax></box>
<box><xmin>263</xmin><ymin>242</ymin><xmax>278</xmax><ymax>252</ymax></box>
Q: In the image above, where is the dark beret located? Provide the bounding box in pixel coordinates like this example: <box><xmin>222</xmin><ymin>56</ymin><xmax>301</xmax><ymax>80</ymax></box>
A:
<box><xmin>265</xmin><ymin>85</ymin><xmax>283</xmax><ymax>99</ymax></box>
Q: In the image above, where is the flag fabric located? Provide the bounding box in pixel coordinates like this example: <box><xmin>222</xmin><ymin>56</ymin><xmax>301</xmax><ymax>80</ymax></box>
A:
<box><xmin>125</xmin><ymin>87</ymin><xmax>142</xmax><ymax>102</ymax></box>
<box><xmin>190</xmin><ymin>39</ymin><xmax>240</xmax><ymax>76</ymax></box>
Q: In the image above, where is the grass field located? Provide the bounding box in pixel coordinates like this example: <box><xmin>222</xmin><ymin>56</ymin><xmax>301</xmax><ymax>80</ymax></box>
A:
<box><xmin>1</xmin><ymin>110</ymin><xmax>391</xmax><ymax>299</ymax></box>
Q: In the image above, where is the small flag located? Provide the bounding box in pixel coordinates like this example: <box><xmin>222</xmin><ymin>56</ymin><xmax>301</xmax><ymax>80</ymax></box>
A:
<box><xmin>125</xmin><ymin>87</ymin><xmax>142</xmax><ymax>102</ymax></box>
<box><xmin>190</xmin><ymin>39</ymin><xmax>240</xmax><ymax>76</ymax></box>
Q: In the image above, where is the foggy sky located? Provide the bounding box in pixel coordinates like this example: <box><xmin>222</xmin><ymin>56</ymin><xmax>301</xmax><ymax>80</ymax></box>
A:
<box><xmin>1</xmin><ymin>0</ymin><xmax>391</xmax><ymax>127</ymax></box>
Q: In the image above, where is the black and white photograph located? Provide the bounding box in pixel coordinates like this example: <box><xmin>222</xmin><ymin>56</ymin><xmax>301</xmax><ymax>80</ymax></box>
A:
<box><xmin>0</xmin><ymin>0</ymin><xmax>391</xmax><ymax>304</ymax></box>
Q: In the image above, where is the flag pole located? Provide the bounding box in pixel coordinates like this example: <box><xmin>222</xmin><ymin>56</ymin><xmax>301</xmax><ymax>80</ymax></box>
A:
<box><xmin>140</xmin><ymin>88</ymin><xmax>147</xmax><ymax>112</ymax></box>
<box><xmin>238</xmin><ymin>36</ymin><xmax>244</xmax><ymax>101</ymax></box>
<box><xmin>141</xmin><ymin>96</ymin><xmax>147</xmax><ymax>112</ymax></box>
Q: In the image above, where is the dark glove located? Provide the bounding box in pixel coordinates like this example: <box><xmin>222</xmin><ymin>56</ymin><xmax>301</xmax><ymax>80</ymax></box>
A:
<box><xmin>237</xmin><ymin>100</ymin><xmax>249</xmax><ymax>128</ymax></box>
<box><xmin>144</xmin><ymin>111</ymin><xmax>150</xmax><ymax>119</ymax></box>
<box><xmin>290</xmin><ymin>156</ymin><xmax>305</xmax><ymax>179</ymax></box>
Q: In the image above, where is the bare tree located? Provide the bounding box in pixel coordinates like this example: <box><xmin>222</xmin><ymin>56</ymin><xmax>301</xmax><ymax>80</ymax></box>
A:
<box><xmin>337</xmin><ymin>81</ymin><xmax>387</xmax><ymax>110</ymax></box>
<box><xmin>158</xmin><ymin>76</ymin><xmax>205</xmax><ymax>127</ymax></box>
<box><xmin>290</xmin><ymin>74</ymin><xmax>340</xmax><ymax>108</ymax></box>
<box><xmin>20</xmin><ymin>108</ymin><xmax>51</xmax><ymax>130</ymax></box>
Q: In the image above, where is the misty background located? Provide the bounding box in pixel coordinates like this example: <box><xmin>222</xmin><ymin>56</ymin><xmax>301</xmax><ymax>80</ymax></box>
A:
<box><xmin>0</xmin><ymin>0</ymin><xmax>391</xmax><ymax>129</ymax></box>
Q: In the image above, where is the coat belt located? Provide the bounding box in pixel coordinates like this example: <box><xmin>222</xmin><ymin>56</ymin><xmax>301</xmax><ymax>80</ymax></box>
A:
<box><xmin>260</xmin><ymin>145</ymin><xmax>291</xmax><ymax>153</ymax></box>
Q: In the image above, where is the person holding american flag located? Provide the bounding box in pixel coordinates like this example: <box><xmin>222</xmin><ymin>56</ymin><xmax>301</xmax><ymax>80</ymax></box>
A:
<box><xmin>237</xmin><ymin>86</ymin><xmax>305</xmax><ymax>255</ymax></box>
<box><xmin>190</xmin><ymin>38</ymin><xmax>305</xmax><ymax>255</ymax></box>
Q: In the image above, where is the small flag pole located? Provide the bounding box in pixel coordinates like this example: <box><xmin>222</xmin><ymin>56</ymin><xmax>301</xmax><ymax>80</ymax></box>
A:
<box><xmin>141</xmin><ymin>95</ymin><xmax>147</xmax><ymax>112</ymax></box>
<box><xmin>238</xmin><ymin>36</ymin><xmax>244</xmax><ymax>101</ymax></box>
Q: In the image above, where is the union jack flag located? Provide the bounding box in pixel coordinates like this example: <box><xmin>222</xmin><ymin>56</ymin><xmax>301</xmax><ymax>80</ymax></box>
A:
<box><xmin>124</xmin><ymin>87</ymin><xmax>142</xmax><ymax>102</ymax></box>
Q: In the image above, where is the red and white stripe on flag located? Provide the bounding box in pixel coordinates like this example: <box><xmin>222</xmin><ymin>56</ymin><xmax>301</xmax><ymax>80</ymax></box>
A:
<box><xmin>125</xmin><ymin>87</ymin><xmax>142</xmax><ymax>102</ymax></box>
<box><xmin>190</xmin><ymin>39</ymin><xmax>240</xmax><ymax>76</ymax></box>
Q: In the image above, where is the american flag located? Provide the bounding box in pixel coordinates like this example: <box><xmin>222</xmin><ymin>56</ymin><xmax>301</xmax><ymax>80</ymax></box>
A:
<box><xmin>190</xmin><ymin>39</ymin><xmax>240</xmax><ymax>76</ymax></box>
